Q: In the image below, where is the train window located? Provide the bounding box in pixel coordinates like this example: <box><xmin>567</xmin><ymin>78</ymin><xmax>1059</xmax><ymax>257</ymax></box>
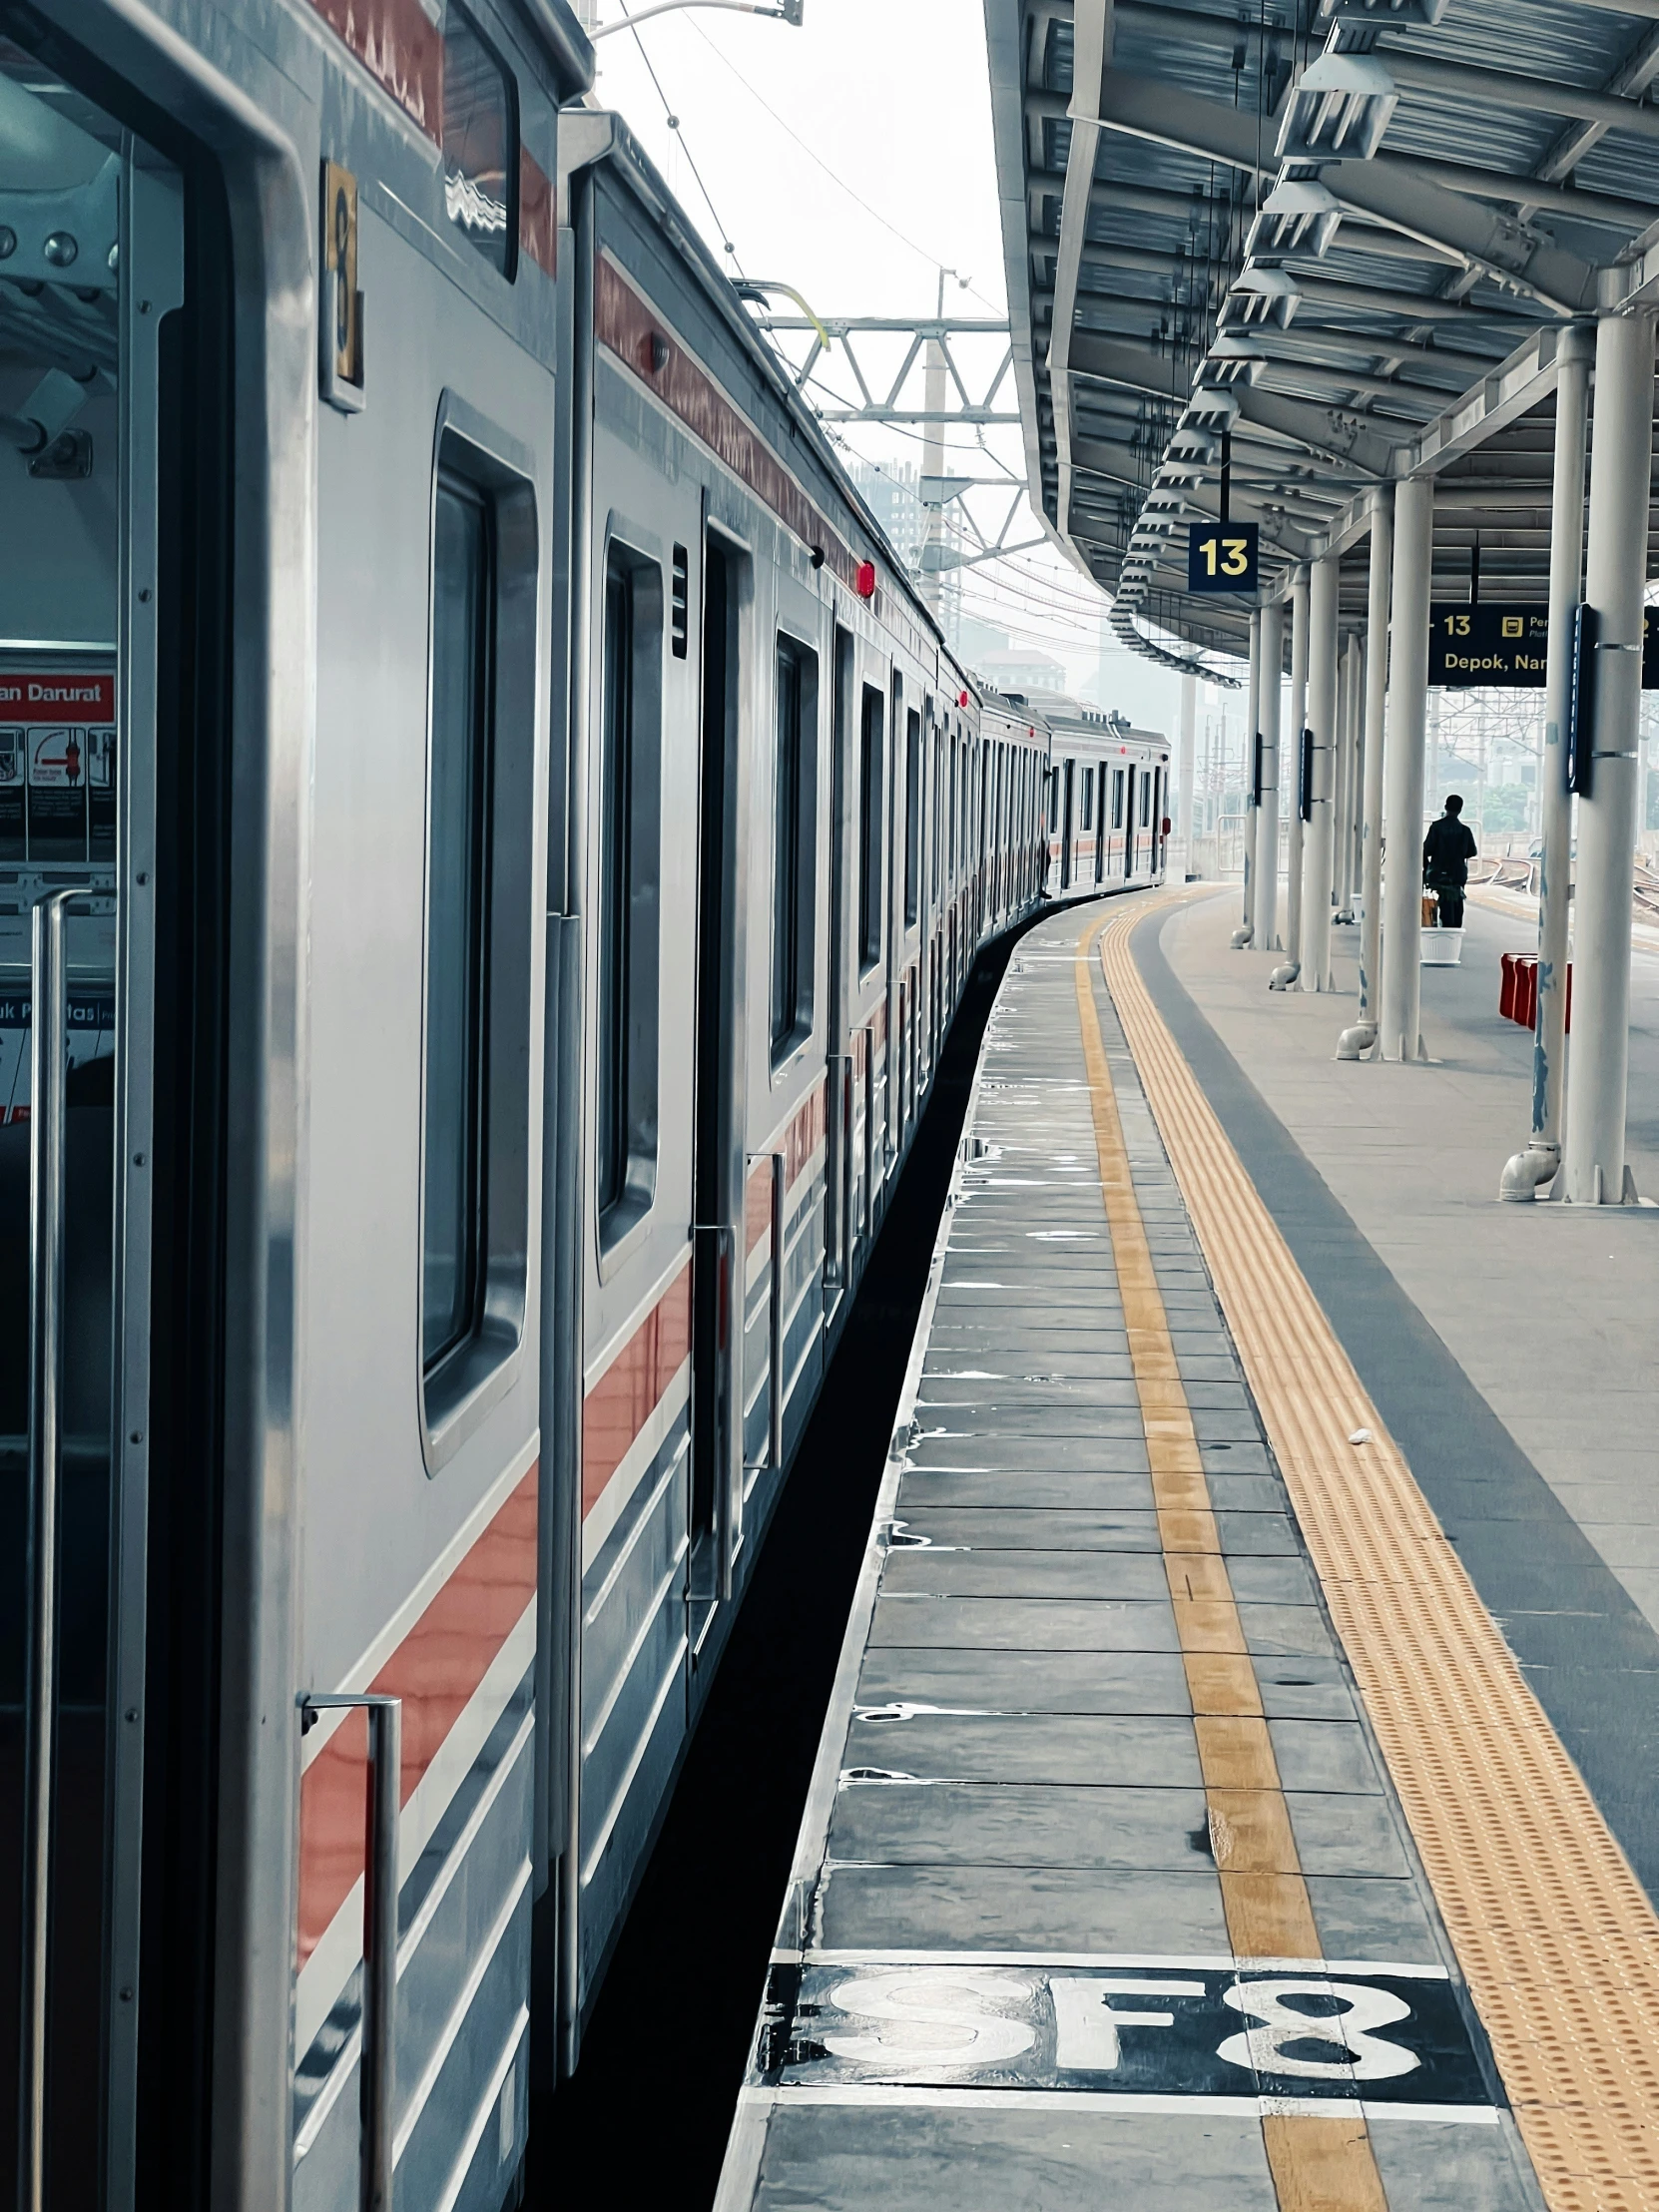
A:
<box><xmin>598</xmin><ymin>541</ymin><xmax>664</xmax><ymax>1242</ymax></box>
<box><xmin>424</xmin><ymin>473</ymin><xmax>492</xmax><ymax>1382</ymax></box>
<box><xmin>1048</xmin><ymin>770</ymin><xmax>1059</xmax><ymax>834</ymax></box>
<box><xmin>858</xmin><ymin>685</ymin><xmax>884</xmax><ymax>972</ymax></box>
<box><xmin>948</xmin><ymin>735</ymin><xmax>958</xmax><ymax>882</ymax></box>
<box><xmin>1141</xmin><ymin>773</ymin><xmax>1152</xmax><ymax>828</ymax></box>
<box><xmin>902</xmin><ymin>706</ymin><xmax>920</xmax><ymax>925</ymax></box>
<box><xmin>421</xmin><ymin>419</ymin><xmax>538</xmax><ymax>1454</ymax></box>
<box><xmin>772</xmin><ymin>636</ymin><xmax>819</xmax><ymax>1061</ymax></box>
<box><xmin>1112</xmin><ymin>768</ymin><xmax>1126</xmax><ymax>830</ymax></box>
<box><xmin>443</xmin><ymin>2</ymin><xmax>518</xmax><ymax>277</ymax></box>
<box><xmin>1081</xmin><ymin>767</ymin><xmax>1094</xmax><ymax>831</ymax></box>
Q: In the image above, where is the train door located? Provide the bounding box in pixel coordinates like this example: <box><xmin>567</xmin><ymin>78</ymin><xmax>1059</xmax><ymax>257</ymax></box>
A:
<box><xmin>0</xmin><ymin>54</ymin><xmax>207</xmax><ymax>2205</ymax></box>
<box><xmin>1060</xmin><ymin>761</ymin><xmax>1075</xmax><ymax>889</ymax></box>
<box><xmin>824</xmin><ymin>625</ymin><xmax>854</xmax><ymax>1312</ymax></box>
<box><xmin>691</xmin><ymin>533</ymin><xmax>746</xmax><ymax>1606</ymax></box>
<box><xmin>1123</xmin><ymin>766</ymin><xmax>1137</xmax><ymax>878</ymax></box>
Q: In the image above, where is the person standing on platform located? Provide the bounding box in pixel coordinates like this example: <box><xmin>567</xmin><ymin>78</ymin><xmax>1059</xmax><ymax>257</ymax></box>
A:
<box><xmin>1422</xmin><ymin>794</ymin><xmax>1478</xmax><ymax>928</ymax></box>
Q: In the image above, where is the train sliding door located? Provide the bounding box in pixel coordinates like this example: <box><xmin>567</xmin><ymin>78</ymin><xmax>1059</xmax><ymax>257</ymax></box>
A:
<box><xmin>691</xmin><ymin>532</ymin><xmax>746</xmax><ymax>1616</ymax></box>
<box><xmin>0</xmin><ymin>55</ymin><xmax>195</xmax><ymax>2206</ymax></box>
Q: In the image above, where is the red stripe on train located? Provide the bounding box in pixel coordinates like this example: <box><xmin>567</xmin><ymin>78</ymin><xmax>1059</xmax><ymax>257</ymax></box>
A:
<box><xmin>296</xmin><ymin>1465</ymin><xmax>539</xmax><ymax>1971</ymax></box>
<box><xmin>581</xmin><ymin>1264</ymin><xmax>692</xmax><ymax>1517</ymax></box>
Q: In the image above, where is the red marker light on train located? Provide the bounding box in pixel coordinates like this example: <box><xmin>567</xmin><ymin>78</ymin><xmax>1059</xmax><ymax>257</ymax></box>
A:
<box><xmin>958</xmin><ymin>690</ymin><xmax>969</xmax><ymax>709</ymax></box>
<box><xmin>855</xmin><ymin>560</ymin><xmax>876</xmax><ymax>598</ymax></box>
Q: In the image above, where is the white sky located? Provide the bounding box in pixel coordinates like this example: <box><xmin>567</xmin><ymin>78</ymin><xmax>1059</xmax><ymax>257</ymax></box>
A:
<box><xmin>588</xmin><ymin>0</ymin><xmax>1183</xmax><ymax>733</ymax></box>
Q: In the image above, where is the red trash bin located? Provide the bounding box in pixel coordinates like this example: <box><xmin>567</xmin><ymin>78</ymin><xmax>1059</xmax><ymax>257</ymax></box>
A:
<box><xmin>1499</xmin><ymin>952</ymin><xmax>1519</xmax><ymax>1022</ymax></box>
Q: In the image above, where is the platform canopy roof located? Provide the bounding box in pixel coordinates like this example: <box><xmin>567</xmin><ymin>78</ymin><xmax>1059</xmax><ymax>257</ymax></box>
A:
<box><xmin>984</xmin><ymin>0</ymin><xmax>1659</xmax><ymax>678</ymax></box>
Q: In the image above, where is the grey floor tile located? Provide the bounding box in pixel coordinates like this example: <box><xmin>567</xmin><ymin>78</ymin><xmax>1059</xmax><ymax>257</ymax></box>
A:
<box><xmin>1303</xmin><ymin>1876</ymin><xmax>1440</xmax><ymax>1960</ymax></box>
<box><xmin>1268</xmin><ymin>1720</ymin><xmax>1384</xmax><ymax>1795</ymax></box>
<box><xmin>869</xmin><ymin>1595</ymin><xmax>1180</xmax><ymax>1653</ymax></box>
<box><xmin>1226</xmin><ymin>1556</ymin><xmax>1320</xmax><ymax>1606</ymax></box>
<box><xmin>889</xmin><ymin>1508</ymin><xmax>1163</xmax><ymax>1550</ymax></box>
<box><xmin>1214</xmin><ymin>1512</ymin><xmax>1300</xmax><ymax>1556</ymax></box>
<box><xmin>1367</xmin><ymin>2117</ymin><xmax>1538</xmax><ymax>2211</ymax></box>
<box><xmin>853</xmin><ymin>1646</ymin><xmax>1194</xmax><ymax>1717</ymax></box>
<box><xmin>896</xmin><ymin>1472</ymin><xmax>1156</xmax><ymax>1511</ymax></box>
<box><xmin>878</xmin><ymin>1550</ymin><xmax>1170</xmax><ymax>1603</ymax></box>
<box><xmin>1286</xmin><ymin>1791</ymin><xmax>1412</xmax><ymax>1878</ymax></box>
<box><xmin>1253</xmin><ymin>1657</ymin><xmax>1362</xmax><ymax>1723</ymax></box>
<box><xmin>827</xmin><ymin>1779</ymin><xmax>1211</xmax><ymax>1870</ymax></box>
<box><xmin>1240</xmin><ymin>1603</ymin><xmax>1340</xmax><ymax>1659</ymax></box>
<box><xmin>815</xmin><ymin>1862</ymin><xmax>1230</xmax><ymax>1953</ymax></box>
<box><xmin>1208</xmin><ymin>1474</ymin><xmax>1289</xmax><ymax>1511</ymax></box>
<box><xmin>843</xmin><ymin>1709</ymin><xmax>1202</xmax><ymax>1787</ymax></box>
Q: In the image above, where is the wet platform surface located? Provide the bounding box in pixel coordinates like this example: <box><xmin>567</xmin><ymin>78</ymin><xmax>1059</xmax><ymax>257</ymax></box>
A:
<box><xmin>716</xmin><ymin>896</ymin><xmax>1542</xmax><ymax>2212</ymax></box>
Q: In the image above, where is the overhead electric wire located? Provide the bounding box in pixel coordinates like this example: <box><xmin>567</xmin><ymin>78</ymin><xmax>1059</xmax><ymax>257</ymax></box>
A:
<box><xmin>614</xmin><ymin>0</ymin><xmax>746</xmax><ymax>271</ymax></box>
<box><xmin>683</xmin><ymin>13</ymin><xmax>1005</xmax><ymax>317</ymax></box>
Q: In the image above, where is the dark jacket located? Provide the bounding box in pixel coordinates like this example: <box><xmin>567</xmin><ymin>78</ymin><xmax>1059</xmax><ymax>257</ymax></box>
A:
<box><xmin>1422</xmin><ymin>815</ymin><xmax>1477</xmax><ymax>887</ymax></box>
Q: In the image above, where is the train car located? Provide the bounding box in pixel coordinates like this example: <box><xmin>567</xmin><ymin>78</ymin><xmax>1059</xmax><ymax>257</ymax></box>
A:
<box><xmin>0</xmin><ymin>8</ymin><xmax>1054</xmax><ymax>2208</ymax></box>
<box><xmin>558</xmin><ymin>112</ymin><xmax>1050</xmax><ymax>2060</ymax></box>
<box><xmin>1019</xmin><ymin>693</ymin><xmax>1171</xmax><ymax>896</ymax></box>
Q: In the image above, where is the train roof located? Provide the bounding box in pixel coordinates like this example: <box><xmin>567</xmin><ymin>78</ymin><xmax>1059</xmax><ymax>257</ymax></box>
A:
<box><xmin>980</xmin><ymin>687</ymin><xmax>1166</xmax><ymax>756</ymax></box>
<box><xmin>572</xmin><ymin>104</ymin><xmax>981</xmax><ymax>704</ymax></box>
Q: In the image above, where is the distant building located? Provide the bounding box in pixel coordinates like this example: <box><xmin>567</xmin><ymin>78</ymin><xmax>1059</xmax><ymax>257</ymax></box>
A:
<box><xmin>846</xmin><ymin>460</ymin><xmax>923</xmax><ymax>569</ymax></box>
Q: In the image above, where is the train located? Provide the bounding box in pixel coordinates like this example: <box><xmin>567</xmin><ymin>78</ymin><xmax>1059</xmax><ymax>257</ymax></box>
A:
<box><xmin>0</xmin><ymin>4</ymin><xmax>1168</xmax><ymax>2205</ymax></box>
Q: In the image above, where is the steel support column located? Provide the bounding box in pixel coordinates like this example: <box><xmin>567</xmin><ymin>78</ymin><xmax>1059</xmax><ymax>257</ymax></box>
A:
<box><xmin>1300</xmin><ymin>556</ymin><xmax>1341</xmax><ymax>993</ymax></box>
<box><xmin>1271</xmin><ymin>570</ymin><xmax>1310</xmax><ymax>988</ymax></box>
<box><xmin>1338</xmin><ymin>636</ymin><xmax>1364</xmax><ymax>923</ymax></box>
<box><xmin>1563</xmin><ymin>311</ymin><xmax>1656</xmax><ymax>1205</ymax></box>
<box><xmin>1233</xmin><ymin>610</ymin><xmax>1262</xmax><ymax>946</ymax></box>
<box><xmin>1381</xmin><ymin>476</ymin><xmax>1434</xmax><ymax>1062</ymax></box>
<box><xmin>1256</xmin><ymin>598</ymin><xmax>1284</xmax><ymax>950</ymax></box>
<box><xmin>1502</xmin><ymin>323</ymin><xmax>1592</xmax><ymax>1199</ymax></box>
<box><xmin>1178</xmin><ymin>671</ymin><xmax>1197</xmax><ymax>875</ymax></box>
<box><xmin>1340</xmin><ymin>488</ymin><xmax>1393</xmax><ymax>1059</ymax></box>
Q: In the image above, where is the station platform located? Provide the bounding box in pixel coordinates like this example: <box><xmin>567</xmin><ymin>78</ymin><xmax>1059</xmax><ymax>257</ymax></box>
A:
<box><xmin>715</xmin><ymin>887</ymin><xmax>1659</xmax><ymax>2212</ymax></box>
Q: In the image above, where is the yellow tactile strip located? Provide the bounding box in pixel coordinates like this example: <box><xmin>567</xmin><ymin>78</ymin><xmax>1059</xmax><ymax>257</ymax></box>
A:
<box><xmin>1094</xmin><ymin>894</ymin><xmax>1659</xmax><ymax>2211</ymax></box>
<box><xmin>1074</xmin><ymin>918</ymin><xmax>1388</xmax><ymax>2212</ymax></box>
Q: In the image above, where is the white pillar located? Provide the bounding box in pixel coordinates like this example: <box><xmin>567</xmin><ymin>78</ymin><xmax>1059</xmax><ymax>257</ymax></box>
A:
<box><xmin>1300</xmin><ymin>556</ymin><xmax>1340</xmax><ymax>992</ymax></box>
<box><xmin>1178</xmin><ymin>671</ymin><xmax>1198</xmax><ymax>875</ymax></box>
<box><xmin>1381</xmin><ymin>476</ymin><xmax>1433</xmax><ymax>1062</ymax></box>
<box><xmin>1233</xmin><ymin>612</ymin><xmax>1262</xmax><ymax>945</ymax></box>
<box><xmin>1502</xmin><ymin>322</ymin><xmax>1591</xmax><ymax>1198</ymax></box>
<box><xmin>1340</xmin><ymin>487</ymin><xmax>1393</xmax><ymax>1058</ymax></box>
<box><xmin>1563</xmin><ymin>310</ymin><xmax>1655</xmax><ymax>1205</ymax></box>
<box><xmin>1270</xmin><ymin>570</ymin><xmax>1310</xmax><ymax>987</ymax></box>
<box><xmin>1256</xmin><ymin>598</ymin><xmax>1284</xmax><ymax>951</ymax></box>
<box><xmin>1337</xmin><ymin>637</ymin><xmax>1363</xmax><ymax>921</ymax></box>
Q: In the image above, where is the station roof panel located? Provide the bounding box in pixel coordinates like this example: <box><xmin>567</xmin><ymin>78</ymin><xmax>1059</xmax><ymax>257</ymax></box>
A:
<box><xmin>985</xmin><ymin>0</ymin><xmax>1659</xmax><ymax>676</ymax></box>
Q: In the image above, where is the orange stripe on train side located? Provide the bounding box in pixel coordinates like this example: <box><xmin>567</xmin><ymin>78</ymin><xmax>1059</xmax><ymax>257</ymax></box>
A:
<box><xmin>581</xmin><ymin>1265</ymin><xmax>693</xmax><ymax>1516</ymax></box>
<box><xmin>519</xmin><ymin>146</ymin><xmax>557</xmax><ymax>278</ymax></box>
<box><xmin>296</xmin><ymin>1464</ymin><xmax>539</xmax><ymax>1970</ymax></box>
<box><xmin>747</xmin><ymin>1156</ymin><xmax>773</xmax><ymax>1257</ymax></box>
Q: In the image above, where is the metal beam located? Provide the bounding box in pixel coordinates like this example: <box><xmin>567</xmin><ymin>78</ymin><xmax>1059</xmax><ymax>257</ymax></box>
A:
<box><xmin>1091</xmin><ymin>68</ymin><xmax>1603</xmax><ymax>313</ymax></box>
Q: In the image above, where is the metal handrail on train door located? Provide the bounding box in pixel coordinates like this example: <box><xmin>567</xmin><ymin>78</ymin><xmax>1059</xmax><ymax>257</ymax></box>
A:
<box><xmin>744</xmin><ymin>1151</ymin><xmax>786</xmax><ymax>1475</ymax></box>
<box><xmin>693</xmin><ymin>1220</ymin><xmax>740</xmax><ymax>1598</ymax></box>
<box><xmin>19</xmin><ymin>886</ymin><xmax>91</xmax><ymax>2212</ymax></box>
<box><xmin>298</xmin><ymin>1693</ymin><xmax>403</xmax><ymax>2212</ymax></box>
<box><xmin>823</xmin><ymin>1053</ymin><xmax>848</xmax><ymax>1295</ymax></box>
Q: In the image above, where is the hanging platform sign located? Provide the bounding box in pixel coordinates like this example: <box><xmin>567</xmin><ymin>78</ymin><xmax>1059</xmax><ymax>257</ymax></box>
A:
<box><xmin>1430</xmin><ymin>604</ymin><xmax>1659</xmax><ymax>689</ymax></box>
<box><xmin>1429</xmin><ymin>604</ymin><xmax>1548</xmax><ymax>687</ymax></box>
<box><xmin>1188</xmin><ymin>522</ymin><xmax>1259</xmax><ymax>594</ymax></box>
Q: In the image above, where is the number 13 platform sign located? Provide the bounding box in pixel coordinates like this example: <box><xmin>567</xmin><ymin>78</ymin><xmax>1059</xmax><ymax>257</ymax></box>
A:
<box><xmin>1189</xmin><ymin>522</ymin><xmax>1260</xmax><ymax>594</ymax></box>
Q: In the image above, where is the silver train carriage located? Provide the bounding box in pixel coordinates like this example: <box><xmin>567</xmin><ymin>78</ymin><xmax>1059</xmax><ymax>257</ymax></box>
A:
<box><xmin>1020</xmin><ymin>693</ymin><xmax>1172</xmax><ymax>897</ymax></box>
<box><xmin>0</xmin><ymin>5</ymin><xmax>1065</xmax><ymax>2207</ymax></box>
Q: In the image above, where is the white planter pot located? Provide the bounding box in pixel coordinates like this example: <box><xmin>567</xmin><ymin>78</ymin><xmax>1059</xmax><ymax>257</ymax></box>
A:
<box><xmin>1420</xmin><ymin>928</ymin><xmax>1463</xmax><ymax>966</ymax></box>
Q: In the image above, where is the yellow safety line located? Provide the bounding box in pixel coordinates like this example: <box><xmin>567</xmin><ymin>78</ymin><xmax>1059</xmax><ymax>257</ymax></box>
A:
<box><xmin>1094</xmin><ymin>894</ymin><xmax>1659</xmax><ymax>2211</ymax></box>
<box><xmin>1074</xmin><ymin>909</ymin><xmax>1387</xmax><ymax>2212</ymax></box>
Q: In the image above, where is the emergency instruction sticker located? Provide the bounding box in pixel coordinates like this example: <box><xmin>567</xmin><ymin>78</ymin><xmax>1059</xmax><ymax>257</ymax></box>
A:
<box><xmin>0</xmin><ymin>668</ymin><xmax>116</xmax><ymax>863</ymax></box>
<box><xmin>756</xmin><ymin>1955</ymin><xmax>1495</xmax><ymax>2119</ymax></box>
